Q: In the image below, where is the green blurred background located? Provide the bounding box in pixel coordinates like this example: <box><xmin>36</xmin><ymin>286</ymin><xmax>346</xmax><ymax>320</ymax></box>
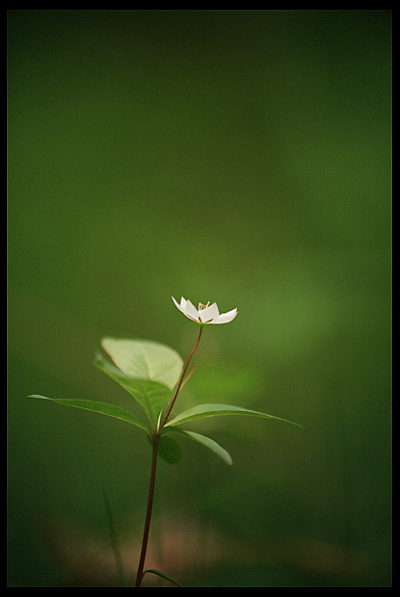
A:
<box><xmin>8</xmin><ymin>10</ymin><xmax>391</xmax><ymax>587</ymax></box>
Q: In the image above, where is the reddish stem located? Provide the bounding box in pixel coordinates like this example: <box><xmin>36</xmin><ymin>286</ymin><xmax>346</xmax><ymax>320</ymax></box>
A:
<box><xmin>135</xmin><ymin>435</ymin><xmax>159</xmax><ymax>587</ymax></box>
<box><xmin>135</xmin><ymin>326</ymin><xmax>203</xmax><ymax>587</ymax></box>
<box><xmin>160</xmin><ymin>326</ymin><xmax>203</xmax><ymax>430</ymax></box>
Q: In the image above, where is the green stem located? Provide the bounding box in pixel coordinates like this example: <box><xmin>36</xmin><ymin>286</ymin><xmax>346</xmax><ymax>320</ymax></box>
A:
<box><xmin>160</xmin><ymin>326</ymin><xmax>203</xmax><ymax>430</ymax></box>
<box><xmin>135</xmin><ymin>436</ymin><xmax>160</xmax><ymax>587</ymax></box>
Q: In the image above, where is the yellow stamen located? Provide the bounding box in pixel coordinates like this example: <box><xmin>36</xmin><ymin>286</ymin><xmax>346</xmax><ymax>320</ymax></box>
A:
<box><xmin>198</xmin><ymin>302</ymin><xmax>210</xmax><ymax>310</ymax></box>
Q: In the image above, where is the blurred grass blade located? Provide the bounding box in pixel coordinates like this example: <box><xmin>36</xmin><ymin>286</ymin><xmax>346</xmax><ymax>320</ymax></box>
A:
<box><xmin>103</xmin><ymin>490</ymin><xmax>126</xmax><ymax>587</ymax></box>
<box><xmin>164</xmin><ymin>403</ymin><xmax>303</xmax><ymax>429</ymax></box>
<box><xmin>166</xmin><ymin>427</ymin><xmax>233</xmax><ymax>465</ymax></box>
<box><xmin>29</xmin><ymin>395</ymin><xmax>151</xmax><ymax>434</ymax></box>
<box><xmin>142</xmin><ymin>568</ymin><xmax>183</xmax><ymax>587</ymax></box>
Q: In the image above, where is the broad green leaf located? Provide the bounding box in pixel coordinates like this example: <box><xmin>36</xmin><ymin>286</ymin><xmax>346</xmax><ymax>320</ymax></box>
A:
<box><xmin>94</xmin><ymin>355</ymin><xmax>172</xmax><ymax>431</ymax></box>
<box><xmin>147</xmin><ymin>434</ymin><xmax>182</xmax><ymax>465</ymax></box>
<box><xmin>166</xmin><ymin>427</ymin><xmax>233</xmax><ymax>466</ymax></box>
<box><xmin>164</xmin><ymin>403</ymin><xmax>303</xmax><ymax>429</ymax></box>
<box><xmin>29</xmin><ymin>395</ymin><xmax>151</xmax><ymax>435</ymax></box>
<box><xmin>101</xmin><ymin>338</ymin><xmax>183</xmax><ymax>391</ymax></box>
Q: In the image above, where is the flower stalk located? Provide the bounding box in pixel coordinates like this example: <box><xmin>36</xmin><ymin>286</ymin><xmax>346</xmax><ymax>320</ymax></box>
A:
<box><xmin>135</xmin><ymin>326</ymin><xmax>203</xmax><ymax>587</ymax></box>
<box><xmin>160</xmin><ymin>326</ymin><xmax>203</xmax><ymax>431</ymax></box>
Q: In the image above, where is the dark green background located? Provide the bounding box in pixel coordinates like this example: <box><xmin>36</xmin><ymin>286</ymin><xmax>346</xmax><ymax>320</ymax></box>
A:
<box><xmin>8</xmin><ymin>10</ymin><xmax>391</xmax><ymax>587</ymax></box>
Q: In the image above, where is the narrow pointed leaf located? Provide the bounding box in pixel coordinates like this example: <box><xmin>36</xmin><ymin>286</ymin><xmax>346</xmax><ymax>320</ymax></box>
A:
<box><xmin>94</xmin><ymin>355</ymin><xmax>172</xmax><ymax>430</ymax></box>
<box><xmin>165</xmin><ymin>427</ymin><xmax>233</xmax><ymax>466</ymax></box>
<box><xmin>142</xmin><ymin>569</ymin><xmax>183</xmax><ymax>587</ymax></box>
<box><xmin>164</xmin><ymin>403</ymin><xmax>303</xmax><ymax>429</ymax></box>
<box><xmin>29</xmin><ymin>395</ymin><xmax>151</xmax><ymax>434</ymax></box>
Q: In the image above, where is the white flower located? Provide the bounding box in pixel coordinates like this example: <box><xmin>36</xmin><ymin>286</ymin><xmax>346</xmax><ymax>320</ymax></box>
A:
<box><xmin>172</xmin><ymin>296</ymin><xmax>238</xmax><ymax>325</ymax></box>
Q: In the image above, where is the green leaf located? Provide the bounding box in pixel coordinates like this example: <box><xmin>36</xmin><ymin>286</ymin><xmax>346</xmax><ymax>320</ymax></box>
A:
<box><xmin>142</xmin><ymin>568</ymin><xmax>183</xmax><ymax>587</ymax></box>
<box><xmin>94</xmin><ymin>356</ymin><xmax>172</xmax><ymax>431</ymax></box>
<box><xmin>164</xmin><ymin>403</ymin><xmax>303</xmax><ymax>429</ymax></box>
<box><xmin>29</xmin><ymin>395</ymin><xmax>151</xmax><ymax>435</ymax></box>
<box><xmin>158</xmin><ymin>434</ymin><xmax>183</xmax><ymax>464</ymax></box>
<box><xmin>95</xmin><ymin>339</ymin><xmax>184</xmax><ymax>431</ymax></box>
<box><xmin>100</xmin><ymin>338</ymin><xmax>183</xmax><ymax>391</ymax></box>
<box><xmin>166</xmin><ymin>427</ymin><xmax>233</xmax><ymax>465</ymax></box>
<box><xmin>147</xmin><ymin>434</ymin><xmax>183</xmax><ymax>465</ymax></box>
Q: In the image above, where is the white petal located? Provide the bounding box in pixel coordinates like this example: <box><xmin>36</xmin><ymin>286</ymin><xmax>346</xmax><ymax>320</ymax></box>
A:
<box><xmin>184</xmin><ymin>300</ymin><xmax>199</xmax><ymax>320</ymax></box>
<box><xmin>172</xmin><ymin>296</ymin><xmax>195</xmax><ymax>320</ymax></box>
<box><xmin>213</xmin><ymin>308</ymin><xmax>238</xmax><ymax>324</ymax></box>
<box><xmin>198</xmin><ymin>302</ymin><xmax>219</xmax><ymax>323</ymax></box>
<box><xmin>173</xmin><ymin>296</ymin><xmax>237</xmax><ymax>325</ymax></box>
<box><xmin>172</xmin><ymin>296</ymin><xmax>181</xmax><ymax>309</ymax></box>
<box><xmin>172</xmin><ymin>296</ymin><xmax>186</xmax><ymax>314</ymax></box>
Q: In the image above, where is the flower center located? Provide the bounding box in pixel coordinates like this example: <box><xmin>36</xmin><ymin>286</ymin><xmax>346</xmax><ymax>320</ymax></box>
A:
<box><xmin>198</xmin><ymin>302</ymin><xmax>210</xmax><ymax>310</ymax></box>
